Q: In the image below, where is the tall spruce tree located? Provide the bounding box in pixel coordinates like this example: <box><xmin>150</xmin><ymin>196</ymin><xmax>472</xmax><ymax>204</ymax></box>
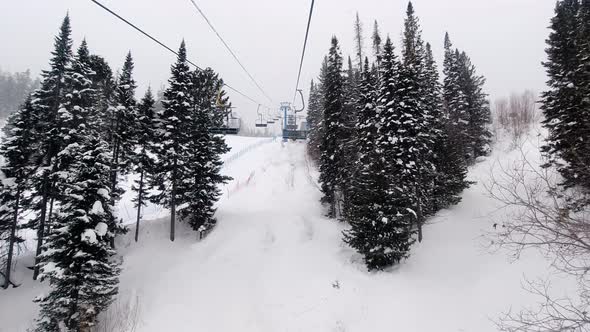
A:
<box><xmin>180</xmin><ymin>68</ymin><xmax>231</xmax><ymax>234</ymax></box>
<box><xmin>88</xmin><ymin>54</ymin><xmax>116</xmax><ymax>138</ymax></box>
<box><xmin>364</xmin><ymin>37</ymin><xmax>415</xmax><ymax>269</ymax></box>
<box><xmin>29</xmin><ymin>15</ymin><xmax>74</xmax><ymax>280</ymax></box>
<box><xmin>305</xmin><ymin>79</ymin><xmax>323</xmax><ymax>162</ymax></box>
<box><xmin>344</xmin><ymin>57</ymin><xmax>404</xmax><ymax>270</ymax></box>
<box><xmin>353</xmin><ymin>12</ymin><xmax>364</xmax><ymax>70</ymax></box>
<box><xmin>0</xmin><ymin>98</ymin><xmax>36</xmax><ymax>288</ymax></box>
<box><xmin>151</xmin><ymin>41</ymin><xmax>193</xmax><ymax>241</ymax></box>
<box><xmin>425</xmin><ymin>43</ymin><xmax>469</xmax><ymax>213</ymax></box>
<box><xmin>341</xmin><ymin>57</ymin><xmax>360</xmax><ymax>220</ymax></box>
<box><xmin>443</xmin><ymin>36</ymin><xmax>470</xmax><ymax>163</ymax></box>
<box><xmin>399</xmin><ymin>2</ymin><xmax>436</xmax><ymax>240</ymax></box>
<box><xmin>131</xmin><ymin>88</ymin><xmax>156</xmax><ymax>242</ymax></box>
<box><xmin>541</xmin><ymin>0</ymin><xmax>590</xmax><ymax>189</ymax></box>
<box><xmin>372</xmin><ymin>20</ymin><xmax>382</xmax><ymax>65</ymax></box>
<box><xmin>35</xmin><ymin>41</ymin><xmax>120</xmax><ymax>332</ymax></box>
<box><xmin>443</xmin><ymin>33</ymin><xmax>491</xmax><ymax>163</ymax></box>
<box><xmin>319</xmin><ymin>37</ymin><xmax>345</xmax><ymax>218</ymax></box>
<box><xmin>456</xmin><ymin>51</ymin><xmax>492</xmax><ymax>160</ymax></box>
<box><xmin>108</xmin><ymin>52</ymin><xmax>138</xmax><ymax>241</ymax></box>
<box><xmin>579</xmin><ymin>0</ymin><xmax>590</xmax><ymax>189</ymax></box>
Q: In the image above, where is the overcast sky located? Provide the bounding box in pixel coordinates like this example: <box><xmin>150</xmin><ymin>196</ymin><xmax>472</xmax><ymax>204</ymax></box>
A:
<box><xmin>0</xmin><ymin>0</ymin><xmax>555</xmax><ymax>123</ymax></box>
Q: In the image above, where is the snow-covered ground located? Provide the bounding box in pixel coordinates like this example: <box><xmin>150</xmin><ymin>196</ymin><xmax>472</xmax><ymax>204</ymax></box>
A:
<box><xmin>0</xmin><ymin>133</ymin><xmax>574</xmax><ymax>332</ymax></box>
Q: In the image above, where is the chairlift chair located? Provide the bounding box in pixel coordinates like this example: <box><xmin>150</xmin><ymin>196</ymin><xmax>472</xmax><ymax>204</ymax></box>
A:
<box><xmin>281</xmin><ymin>90</ymin><xmax>309</xmax><ymax>141</ymax></box>
<box><xmin>255</xmin><ymin>104</ymin><xmax>268</xmax><ymax>128</ymax></box>
<box><xmin>209</xmin><ymin>88</ymin><xmax>241</xmax><ymax>135</ymax></box>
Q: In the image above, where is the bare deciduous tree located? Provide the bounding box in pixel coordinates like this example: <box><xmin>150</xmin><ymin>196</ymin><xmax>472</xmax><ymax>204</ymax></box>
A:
<box><xmin>487</xmin><ymin>141</ymin><xmax>590</xmax><ymax>331</ymax></box>
<box><xmin>493</xmin><ymin>90</ymin><xmax>539</xmax><ymax>145</ymax></box>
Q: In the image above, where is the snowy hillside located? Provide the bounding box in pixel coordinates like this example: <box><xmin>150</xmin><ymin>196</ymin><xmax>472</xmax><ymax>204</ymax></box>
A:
<box><xmin>0</xmin><ymin>133</ymin><xmax>570</xmax><ymax>332</ymax></box>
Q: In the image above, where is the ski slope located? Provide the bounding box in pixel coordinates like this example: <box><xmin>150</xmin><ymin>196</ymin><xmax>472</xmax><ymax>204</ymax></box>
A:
<box><xmin>0</xmin><ymin>134</ymin><xmax>569</xmax><ymax>331</ymax></box>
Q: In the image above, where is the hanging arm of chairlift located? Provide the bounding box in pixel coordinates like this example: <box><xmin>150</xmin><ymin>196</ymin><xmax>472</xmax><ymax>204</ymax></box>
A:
<box><xmin>294</xmin><ymin>89</ymin><xmax>305</xmax><ymax>113</ymax></box>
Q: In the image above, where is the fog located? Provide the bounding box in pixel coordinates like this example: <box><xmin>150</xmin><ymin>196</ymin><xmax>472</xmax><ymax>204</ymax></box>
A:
<box><xmin>0</xmin><ymin>0</ymin><xmax>555</xmax><ymax>122</ymax></box>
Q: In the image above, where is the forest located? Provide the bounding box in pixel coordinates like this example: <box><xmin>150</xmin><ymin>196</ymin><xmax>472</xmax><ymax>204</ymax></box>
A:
<box><xmin>0</xmin><ymin>0</ymin><xmax>589</xmax><ymax>331</ymax></box>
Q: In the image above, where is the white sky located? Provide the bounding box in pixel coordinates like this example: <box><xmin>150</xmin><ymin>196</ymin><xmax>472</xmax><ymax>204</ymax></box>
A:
<box><xmin>0</xmin><ymin>0</ymin><xmax>555</xmax><ymax>123</ymax></box>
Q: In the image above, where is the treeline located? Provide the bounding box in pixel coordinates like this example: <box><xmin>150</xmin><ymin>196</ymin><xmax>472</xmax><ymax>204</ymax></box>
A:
<box><xmin>306</xmin><ymin>2</ymin><xmax>492</xmax><ymax>270</ymax></box>
<box><xmin>0</xmin><ymin>69</ymin><xmax>40</xmax><ymax>119</ymax></box>
<box><xmin>0</xmin><ymin>15</ymin><xmax>230</xmax><ymax>331</ymax></box>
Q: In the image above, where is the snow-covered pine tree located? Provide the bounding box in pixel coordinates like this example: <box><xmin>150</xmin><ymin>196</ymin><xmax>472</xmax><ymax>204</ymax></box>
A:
<box><xmin>341</xmin><ymin>56</ymin><xmax>360</xmax><ymax>221</ymax></box>
<box><xmin>35</xmin><ymin>40</ymin><xmax>120</xmax><ymax>332</ymax></box>
<box><xmin>319</xmin><ymin>37</ymin><xmax>345</xmax><ymax>218</ymax></box>
<box><xmin>28</xmin><ymin>15</ymin><xmax>74</xmax><ymax>280</ymax></box>
<box><xmin>305</xmin><ymin>79</ymin><xmax>323</xmax><ymax>162</ymax></box>
<box><xmin>131</xmin><ymin>88</ymin><xmax>156</xmax><ymax>242</ymax></box>
<box><xmin>456</xmin><ymin>51</ymin><xmax>492</xmax><ymax>160</ymax></box>
<box><xmin>578</xmin><ymin>0</ymin><xmax>590</xmax><ymax>190</ymax></box>
<box><xmin>108</xmin><ymin>52</ymin><xmax>139</xmax><ymax>240</ymax></box>
<box><xmin>424</xmin><ymin>42</ymin><xmax>469</xmax><ymax>214</ymax></box>
<box><xmin>0</xmin><ymin>98</ymin><xmax>36</xmax><ymax>288</ymax></box>
<box><xmin>541</xmin><ymin>0</ymin><xmax>590</xmax><ymax>189</ymax></box>
<box><xmin>344</xmin><ymin>57</ymin><xmax>403</xmax><ymax>270</ymax></box>
<box><xmin>372</xmin><ymin>20</ymin><xmax>382</xmax><ymax>66</ymax></box>
<box><xmin>360</xmin><ymin>37</ymin><xmax>415</xmax><ymax>269</ymax></box>
<box><xmin>151</xmin><ymin>41</ymin><xmax>193</xmax><ymax>242</ymax></box>
<box><xmin>353</xmin><ymin>12</ymin><xmax>364</xmax><ymax>70</ymax></box>
<box><xmin>308</xmin><ymin>57</ymin><xmax>329</xmax><ymax>163</ymax></box>
<box><xmin>180</xmin><ymin>68</ymin><xmax>231</xmax><ymax>234</ymax></box>
<box><xmin>88</xmin><ymin>54</ymin><xmax>116</xmax><ymax>137</ymax></box>
<box><xmin>399</xmin><ymin>1</ymin><xmax>436</xmax><ymax>240</ymax></box>
<box><xmin>443</xmin><ymin>33</ymin><xmax>491</xmax><ymax>164</ymax></box>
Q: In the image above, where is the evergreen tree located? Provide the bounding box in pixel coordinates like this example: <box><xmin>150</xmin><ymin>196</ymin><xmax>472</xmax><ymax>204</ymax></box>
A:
<box><xmin>372</xmin><ymin>20</ymin><xmax>382</xmax><ymax>65</ymax></box>
<box><xmin>0</xmin><ymin>98</ymin><xmax>36</xmax><ymax>288</ymax></box>
<box><xmin>151</xmin><ymin>41</ymin><xmax>193</xmax><ymax>241</ymax></box>
<box><xmin>88</xmin><ymin>54</ymin><xmax>116</xmax><ymax>137</ymax></box>
<box><xmin>29</xmin><ymin>15</ymin><xmax>74</xmax><ymax>280</ymax></box>
<box><xmin>424</xmin><ymin>43</ymin><xmax>469</xmax><ymax>214</ymax></box>
<box><xmin>35</xmin><ymin>41</ymin><xmax>120</xmax><ymax>332</ymax></box>
<box><xmin>305</xmin><ymin>79</ymin><xmax>323</xmax><ymax>162</ymax></box>
<box><xmin>353</xmin><ymin>12</ymin><xmax>364</xmax><ymax>70</ymax></box>
<box><xmin>399</xmin><ymin>2</ymin><xmax>436</xmax><ymax>240</ymax></box>
<box><xmin>443</xmin><ymin>35</ymin><xmax>469</xmax><ymax>162</ymax></box>
<box><xmin>341</xmin><ymin>56</ymin><xmax>360</xmax><ymax>221</ymax></box>
<box><xmin>319</xmin><ymin>37</ymin><xmax>345</xmax><ymax>218</ymax></box>
<box><xmin>541</xmin><ymin>0</ymin><xmax>590</xmax><ymax>189</ymax></box>
<box><xmin>443</xmin><ymin>33</ymin><xmax>491</xmax><ymax>163</ymax></box>
<box><xmin>108</xmin><ymin>52</ymin><xmax>138</xmax><ymax>240</ymax></box>
<box><xmin>579</xmin><ymin>0</ymin><xmax>590</xmax><ymax>188</ymax></box>
<box><xmin>344</xmin><ymin>38</ymin><xmax>414</xmax><ymax>270</ymax></box>
<box><xmin>344</xmin><ymin>58</ymin><xmax>400</xmax><ymax>270</ymax></box>
<box><xmin>311</xmin><ymin>56</ymin><xmax>329</xmax><ymax>160</ymax></box>
<box><xmin>179</xmin><ymin>68</ymin><xmax>231</xmax><ymax>234</ymax></box>
<box><xmin>131</xmin><ymin>88</ymin><xmax>156</xmax><ymax>242</ymax></box>
<box><xmin>456</xmin><ymin>51</ymin><xmax>492</xmax><ymax>160</ymax></box>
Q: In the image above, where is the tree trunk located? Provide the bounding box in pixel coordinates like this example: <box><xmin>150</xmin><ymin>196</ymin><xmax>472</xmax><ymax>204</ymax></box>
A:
<box><xmin>170</xmin><ymin>158</ymin><xmax>177</xmax><ymax>242</ymax></box>
<box><xmin>134</xmin><ymin>169</ymin><xmax>144</xmax><ymax>242</ymax></box>
<box><xmin>33</xmin><ymin>172</ymin><xmax>51</xmax><ymax>280</ymax></box>
<box><xmin>3</xmin><ymin>187</ymin><xmax>20</xmax><ymax>289</ymax></box>
<box><xmin>109</xmin><ymin>140</ymin><xmax>120</xmax><ymax>249</ymax></box>
<box><xmin>45</xmin><ymin>194</ymin><xmax>55</xmax><ymax>236</ymax></box>
<box><xmin>414</xmin><ymin>185</ymin><xmax>424</xmax><ymax>243</ymax></box>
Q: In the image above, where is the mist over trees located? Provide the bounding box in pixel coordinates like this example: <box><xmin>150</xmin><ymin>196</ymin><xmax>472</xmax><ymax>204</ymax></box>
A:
<box><xmin>0</xmin><ymin>69</ymin><xmax>40</xmax><ymax>119</ymax></box>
